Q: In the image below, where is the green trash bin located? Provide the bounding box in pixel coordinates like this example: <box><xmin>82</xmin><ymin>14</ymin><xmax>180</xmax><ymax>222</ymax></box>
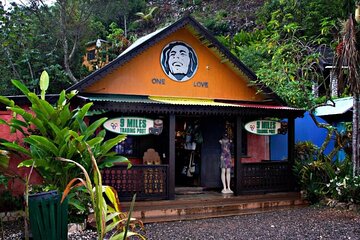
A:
<box><xmin>28</xmin><ymin>190</ymin><xmax>68</xmax><ymax>240</ymax></box>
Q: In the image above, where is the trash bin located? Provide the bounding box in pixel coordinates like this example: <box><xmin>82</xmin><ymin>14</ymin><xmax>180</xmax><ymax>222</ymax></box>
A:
<box><xmin>28</xmin><ymin>190</ymin><xmax>68</xmax><ymax>240</ymax></box>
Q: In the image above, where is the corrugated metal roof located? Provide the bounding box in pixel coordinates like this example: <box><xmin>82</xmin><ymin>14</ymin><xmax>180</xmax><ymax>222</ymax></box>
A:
<box><xmin>148</xmin><ymin>96</ymin><xmax>238</xmax><ymax>107</ymax></box>
<box><xmin>79</xmin><ymin>94</ymin><xmax>301</xmax><ymax>111</ymax></box>
<box><xmin>78</xmin><ymin>94</ymin><xmax>156</xmax><ymax>104</ymax></box>
<box><xmin>230</xmin><ymin>103</ymin><xmax>304</xmax><ymax>111</ymax></box>
<box><xmin>118</xmin><ymin>27</ymin><xmax>168</xmax><ymax>57</ymax></box>
<box><xmin>315</xmin><ymin>97</ymin><xmax>353</xmax><ymax>116</ymax></box>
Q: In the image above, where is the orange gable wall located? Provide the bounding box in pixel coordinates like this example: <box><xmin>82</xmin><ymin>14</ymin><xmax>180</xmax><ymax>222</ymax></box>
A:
<box><xmin>84</xmin><ymin>28</ymin><xmax>265</xmax><ymax>102</ymax></box>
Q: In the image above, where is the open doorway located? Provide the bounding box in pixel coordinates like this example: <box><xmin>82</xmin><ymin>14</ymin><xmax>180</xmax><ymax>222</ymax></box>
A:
<box><xmin>175</xmin><ymin>117</ymin><xmax>202</xmax><ymax>188</ymax></box>
<box><xmin>174</xmin><ymin>117</ymin><xmax>235</xmax><ymax>191</ymax></box>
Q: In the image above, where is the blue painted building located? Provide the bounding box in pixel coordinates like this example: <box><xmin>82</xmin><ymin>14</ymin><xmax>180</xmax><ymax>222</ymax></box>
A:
<box><xmin>271</xmin><ymin>97</ymin><xmax>353</xmax><ymax>161</ymax></box>
<box><xmin>271</xmin><ymin>112</ymin><xmax>335</xmax><ymax>160</ymax></box>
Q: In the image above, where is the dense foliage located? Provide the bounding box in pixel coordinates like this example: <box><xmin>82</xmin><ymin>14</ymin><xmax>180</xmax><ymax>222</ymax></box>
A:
<box><xmin>257</xmin><ymin>0</ymin><xmax>352</xmax><ymax>41</ymax></box>
<box><xmin>0</xmin><ymin>79</ymin><xmax>128</xmax><ymax>191</ymax></box>
<box><xmin>1</xmin><ymin>0</ymin><xmax>356</xmax><ymax>106</ymax></box>
<box><xmin>0</xmin><ymin>76</ymin><xmax>130</xmax><ymax>223</ymax></box>
<box><xmin>0</xmin><ymin>3</ymin><xmax>67</xmax><ymax>95</ymax></box>
<box><xmin>0</xmin><ymin>0</ymin><xmax>147</xmax><ymax>95</ymax></box>
<box><xmin>218</xmin><ymin>0</ymin><xmax>359</xmax><ymax>108</ymax></box>
<box><xmin>294</xmin><ymin>141</ymin><xmax>360</xmax><ymax>204</ymax></box>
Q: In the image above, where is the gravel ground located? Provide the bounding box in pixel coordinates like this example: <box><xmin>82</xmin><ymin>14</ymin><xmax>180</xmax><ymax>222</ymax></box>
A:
<box><xmin>2</xmin><ymin>206</ymin><xmax>360</xmax><ymax>240</ymax></box>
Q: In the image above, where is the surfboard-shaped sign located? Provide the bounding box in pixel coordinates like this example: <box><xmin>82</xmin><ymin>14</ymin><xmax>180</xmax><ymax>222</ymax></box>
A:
<box><xmin>103</xmin><ymin>117</ymin><xmax>163</xmax><ymax>136</ymax></box>
<box><xmin>245</xmin><ymin>120</ymin><xmax>281</xmax><ymax>136</ymax></box>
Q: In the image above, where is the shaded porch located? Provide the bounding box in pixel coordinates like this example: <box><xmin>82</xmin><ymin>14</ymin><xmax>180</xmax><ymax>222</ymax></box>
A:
<box><xmin>102</xmin><ymin>160</ymin><xmax>297</xmax><ymax>202</ymax></box>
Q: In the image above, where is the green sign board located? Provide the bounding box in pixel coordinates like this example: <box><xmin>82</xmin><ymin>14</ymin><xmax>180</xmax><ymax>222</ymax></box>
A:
<box><xmin>103</xmin><ymin>117</ymin><xmax>158</xmax><ymax>135</ymax></box>
<box><xmin>244</xmin><ymin>120</ymin><xmax>281</xmax><ymax>136</ymax></box>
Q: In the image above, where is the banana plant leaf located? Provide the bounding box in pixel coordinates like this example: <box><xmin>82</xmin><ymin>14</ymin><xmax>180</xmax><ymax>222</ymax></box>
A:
<box><xmin>0</xmin><ymin>150</ymin><xmax>9</xmax><ymax>168</ymax></box>
<box><xmin>100</xmin><ymin>135</ymin><xmax>127</xmax><ymax>154</ymax></box>
<box><xmin>98</xmin><ymin>156</ymin><xmax>129</xmax><ymax>169</ymax></box>
<box><xmin>1</xmin><ymin>142</ymin><xmax>30</xmax><ymax>156</ymax></box>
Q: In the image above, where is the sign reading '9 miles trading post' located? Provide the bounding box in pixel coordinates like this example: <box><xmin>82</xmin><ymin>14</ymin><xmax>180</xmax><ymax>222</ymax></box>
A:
<box><xmin>103</xmin><ymin>117</ymin><xmax>163</xmax><ymax>136</ymax></box>
<box><xmin>244</xmin><ymin>120</ymin><xmax>281</xmax><ymax>136</ymax></box>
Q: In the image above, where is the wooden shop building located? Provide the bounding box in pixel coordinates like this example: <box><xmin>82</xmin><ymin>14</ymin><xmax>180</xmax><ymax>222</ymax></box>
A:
<box><xmin>68</xmin><ymin>16</ymin><xmax>305</xmax><ymax>201</ymax></box>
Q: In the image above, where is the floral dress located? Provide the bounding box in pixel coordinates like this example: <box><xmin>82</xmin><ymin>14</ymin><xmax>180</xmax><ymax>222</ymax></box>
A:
<box><xmin>220</xmin><ymin>138</ymin><xmax>231</xmax><ymax>168</ymax></box>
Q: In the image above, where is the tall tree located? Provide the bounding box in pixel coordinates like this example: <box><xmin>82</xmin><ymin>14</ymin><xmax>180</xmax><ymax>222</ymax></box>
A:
<box><xmin>333</xmin><ymin>14</ymin><xmax>360</xmax><ymax>176</ymax></box>
<box><xmin>257</xmin><ymin>0</ymin><xmax>352</xmax><ymax>42</ymax></box>
<box><xmin>91</xmin><ymin>0</ymin><xmax>146</xmax><ymax>38</ymax></box>
<box><xmin>55</xmin><ymin>0</ymin><xmax>99</xmax><ymax>83</ymax></box>
<box><xmin>0</xmin><ymin>2</ymin><xmax>68</xmax><ymax>95</ymax></box>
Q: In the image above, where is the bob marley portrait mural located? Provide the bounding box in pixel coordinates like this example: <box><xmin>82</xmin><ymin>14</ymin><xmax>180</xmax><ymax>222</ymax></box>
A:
<box><xmin>160</xmin><ymin>41</ymin><xmax>198</xmax><ymax>82</ymax></box>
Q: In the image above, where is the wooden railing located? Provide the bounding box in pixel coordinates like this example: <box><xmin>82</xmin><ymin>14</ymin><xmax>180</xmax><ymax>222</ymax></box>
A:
<box><xmin>102</xmin><ymin>165</ymin><xmax>169</xmax><ymax>201</ymax></box>
<box><xmin>103</xmin><ymin>162</ymin><xmax>295</xmax><ymax>201</ymax></box>
<box><xmin>239</xmin><ymin>161</ymin><xmax>295</xmax><ymax>194</ymax></box>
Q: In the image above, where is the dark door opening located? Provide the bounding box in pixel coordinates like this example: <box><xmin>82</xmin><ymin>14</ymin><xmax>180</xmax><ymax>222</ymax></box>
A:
<box><xmin>175</xmin><ymin>117</ymin><xmax>202</xmax><ymax>187</ymax></box>
<box><xmin>174</xmin><ymin>116</ymin><xmax>233</xmax><ymax>190</ymax></box>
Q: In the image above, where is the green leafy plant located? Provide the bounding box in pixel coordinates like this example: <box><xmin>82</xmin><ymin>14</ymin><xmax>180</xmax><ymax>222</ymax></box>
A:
<box><xmin>0</xmin><ymin>189</ymin><xmax>23</xmax><ymax>212</ymax></box>
<box><xmin>0</xmin><ymin>149</ymin><xmax>9</xmax><ymax>170</ymax></box>
<box><xmin>293</xmin><ymin>142</ymin><xmax>359</xmax><ymax>204</ymax></box>
<box><xmin>0</xmin><ymin>165</ymin><xmax>23</xmax><ymax>213</ymax></box>
<box><xmin>0</xmin><ymin>74</ymin><xmax>130</xmax><ymax>221</ymax></box>
<box><xmin>106</xmin><ymin>22</ymin><xmax>131</xmax><ymax>60</ymax></box>
<box><xmin>325</xmin><ymin>158</ymin><xmax>360</xmax><ymax>203</ymax></box>
<box><xmin>293</xmin><ymin>141</ymin><xmax>331</xmax><ymax>203</ymax></box>
<box><xmin>59</xmin><ymin>144</ymin><xmax>145</xmax><ymax>240</ymax></box>
<box><xmin>0</xmin><ymin>78</ymin><xmax>129</xmax><ymax>191</ymax></box>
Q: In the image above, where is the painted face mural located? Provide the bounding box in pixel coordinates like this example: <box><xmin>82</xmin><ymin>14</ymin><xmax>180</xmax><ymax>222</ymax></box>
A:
<box><xmin>161</xmin><ymin>41</ymin><xmax>198</xmax><ymax>82</ymax></box>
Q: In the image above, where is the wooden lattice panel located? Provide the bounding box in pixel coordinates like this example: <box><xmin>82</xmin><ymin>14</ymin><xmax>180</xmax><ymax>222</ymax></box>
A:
<box><xmin>240</xmin><ymin>162</ymin><xmax>294</xmax><ymax>193</ymax></box>
<box><xmin>102</xmin><ymin>165</ymin><xmax>168</xmax><ymax>201</ymax></box>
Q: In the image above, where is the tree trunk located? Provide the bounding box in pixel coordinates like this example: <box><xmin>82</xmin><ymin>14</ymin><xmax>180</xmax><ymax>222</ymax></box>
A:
<box><xmin>4</xmin><ymin>48</ymin><xmax>21</xmax><ymax>79</ymax></box>
<box><xmin>58</xmin><ymin>0</ymin><xmax>78</xmax><ymax>84</ymax></box>
<box><xmin>63</xmin><ymin>37</ymin><xmax>78</xmax><ymax>84</ymax></box>
<box><xmin>353</xmin><ymin>94</ymin><xmax>360</xmax><ymax>176</ymax></box>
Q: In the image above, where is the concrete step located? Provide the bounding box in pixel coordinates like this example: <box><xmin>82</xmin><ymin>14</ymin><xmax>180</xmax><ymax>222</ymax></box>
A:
<box><xmin>122</xmin><ymin>192</ymin><xmax>308</xmax><ymax>223</ymax></box>
<box><xmin>136</xmin><ymin>205</ymin><xmax>307</xmax><ymax>223</ymax></box>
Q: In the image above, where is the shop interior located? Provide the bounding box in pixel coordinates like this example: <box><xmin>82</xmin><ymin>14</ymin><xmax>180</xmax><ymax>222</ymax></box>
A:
<box><xmin>174</xmin><ymin>117</ymin><xmax>237</xmax><ymax>190</ymax></box>
<box><xmin>104</xmin><ymin>113</ymin><xmax>279</xmax><ymax>191</ymax></box>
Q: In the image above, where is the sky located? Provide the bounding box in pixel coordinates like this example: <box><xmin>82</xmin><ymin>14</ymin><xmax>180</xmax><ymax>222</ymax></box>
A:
<box><xmin>2</xmin><ymin>0</ymin><xmax>56</xmax><ymax>9</ymax></box>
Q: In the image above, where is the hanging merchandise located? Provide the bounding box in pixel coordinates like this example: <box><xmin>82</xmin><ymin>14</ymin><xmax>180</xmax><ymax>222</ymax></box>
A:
<box><xmin>184</xmin><ymin>122</ymin><xmax>196</xmax><ymax>150</ymax></box>
<box><xmin>184</xmin><ymin>142</ymin><xmax>196</xmax><ymax>150</ymax></box>
<box><xmin>183</xmin><ymin>120</ymin><xmax>202</xmax><ymax>149</ymax></box>
<box><xmin>186</xmin><ymin>151</ymin><xmax>196</xmax><ymax>177</ymax></box>
<box><xmin>193</xmin><ymin>123</ymin><xmax>203</xmax><ymax>144</ymax></box>
<box><xmin>181</xmin><ymin>165</ymin><xmax>188</xmax><ymax>175</ymax></box>
<box><xmin>225</xmin><ymin>121</ymin><xmax>234</xmax><ymax>140</ymax></box>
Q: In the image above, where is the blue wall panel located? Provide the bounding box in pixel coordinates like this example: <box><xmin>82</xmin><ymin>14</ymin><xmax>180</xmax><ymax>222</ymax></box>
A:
<box><xmin>270</xmin><ymin>112</ymin><xmax>335</xmax><ymax>160</ymax></box>
<box><xmin>295</xmin><ymin>112</ymin><xmax>334</xmax><ymax>155</ymax></box>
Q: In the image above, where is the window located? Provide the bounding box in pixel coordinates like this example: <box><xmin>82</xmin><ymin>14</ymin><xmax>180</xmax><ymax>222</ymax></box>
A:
<box><xmin>115</xmin><ymin>137</ymin><xmax>134</xmax><ymax>156</ymax></box>
<box><xmin>87</xmin><ymin>49</ymin><xmax>96</xmax><ymax>61</ymax></box>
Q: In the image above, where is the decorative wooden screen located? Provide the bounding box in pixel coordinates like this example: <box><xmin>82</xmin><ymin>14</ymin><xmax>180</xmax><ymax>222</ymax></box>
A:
<box><xmin>102</xmin><ymin>165</ymin><xmax>169</xmax><ymax>201</ymax></box>
<box><xmin>239</xmin><ymin>161</ymin><xmax>295</xmax><ymax>193</ymax></box>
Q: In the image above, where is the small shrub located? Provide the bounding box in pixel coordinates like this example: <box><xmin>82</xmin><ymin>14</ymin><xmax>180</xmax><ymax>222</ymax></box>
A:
<box><xmin>325</xmin><ymin>158</ymin><xmax>360</xmax><ymax>203</ymax></box>
<box><xmin>294</xmin><ymin>142</ymin><xmax>360</xmax><ymax>205</ymax></box>
<box><xmin>203</xmin><ymin>17</ymin><xmax>229</xmax><ymax>35</ymax></box>
<box><xmin>293</xmin><ymin>141</ymin><xmax>330</xmax><ymax>203</ymax></box>
<box><xmin>0</xmin><ymin>174</ymin><xmax>23</xmax><ymax>212</ymax></box>
<box><xmin>0</xmin><ymin>190</ymin><xmax>23</xmax><ymax>212</ymax></box>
